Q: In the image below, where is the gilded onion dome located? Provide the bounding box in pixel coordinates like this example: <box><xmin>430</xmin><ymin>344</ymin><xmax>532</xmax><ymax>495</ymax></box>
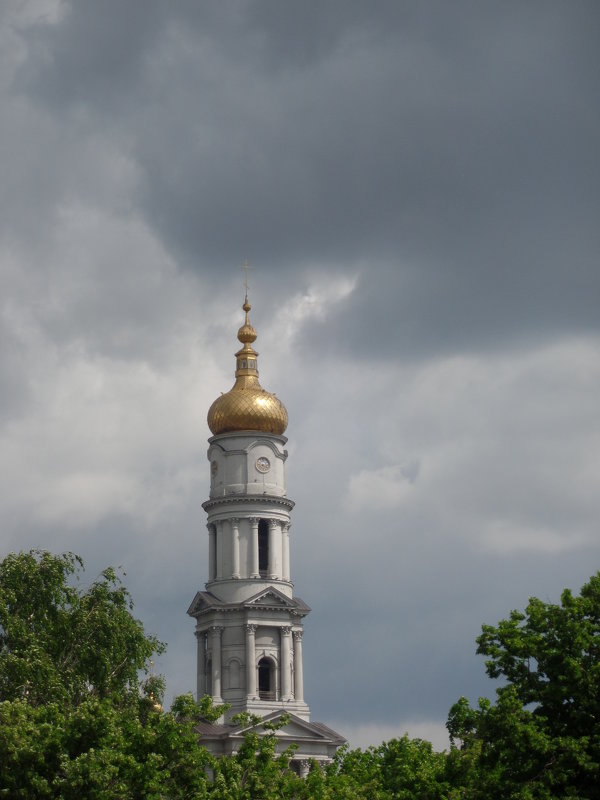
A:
<box><xmin>207</xmin><ymin>295</ymin><xmax>288</xmax><ymax>436</ymax></box>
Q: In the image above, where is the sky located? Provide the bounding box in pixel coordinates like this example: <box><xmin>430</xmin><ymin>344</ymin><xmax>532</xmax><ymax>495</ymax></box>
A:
<box><xmin>1</xmin><ymin>0</ymin><xmax>599</xmax><ymax>751</ymax></box>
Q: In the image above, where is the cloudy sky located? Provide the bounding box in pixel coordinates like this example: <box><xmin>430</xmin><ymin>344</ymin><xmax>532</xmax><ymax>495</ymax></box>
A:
<box><xmin>2</xmin><ymin>0</ymin><xmax>599</xmax><ymax>750</ymax></box>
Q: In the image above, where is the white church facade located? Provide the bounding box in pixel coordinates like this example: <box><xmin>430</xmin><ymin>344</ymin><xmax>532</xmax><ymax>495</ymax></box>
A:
<box><xmin>187</xmin><ymin>293</ymin><xmax>344</xmax><ymax>770</ymax></box>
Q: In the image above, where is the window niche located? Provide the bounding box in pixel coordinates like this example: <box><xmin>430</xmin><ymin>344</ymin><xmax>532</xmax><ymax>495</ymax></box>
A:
<box><xmin>258</xmin><ymin>656</ymin><xmax>276</xmax><ymax>700</ymax></box>
<box><xmin>258</xmin><ymin>519</ymin><xmax>269</xmax><ymax>577</ymax></box>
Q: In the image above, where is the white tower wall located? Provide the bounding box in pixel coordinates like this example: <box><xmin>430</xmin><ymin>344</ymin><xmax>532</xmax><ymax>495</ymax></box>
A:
<box><xmin>189</xmin><ymin>430</ymin><xmax>310</xmax><ymax>720</ymax></box>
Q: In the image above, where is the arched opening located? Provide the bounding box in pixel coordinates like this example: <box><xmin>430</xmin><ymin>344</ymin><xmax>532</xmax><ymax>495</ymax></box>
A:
<box><xmin>258</xmin><ymin>519</ymin><xmax>269</xmax><ymax>577</ymax></box>
<box><xmin>209</xmin><ymin>524</ymin><xmax>217</xmax><ymax>579</ymax></box>
<box><xmin>258</xmin><ymin>657</ymin><xmax>275</xmax><ymax>700</ymax></box>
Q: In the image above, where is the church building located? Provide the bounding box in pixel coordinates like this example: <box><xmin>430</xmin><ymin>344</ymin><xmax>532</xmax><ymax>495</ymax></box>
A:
<box><xmin>187</xmin><ymin>293</ymin><xmax>344</xmax><ymax>772</ymax></box>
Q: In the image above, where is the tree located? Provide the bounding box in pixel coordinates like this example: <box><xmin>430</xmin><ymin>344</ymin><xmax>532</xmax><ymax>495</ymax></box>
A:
<box><xmin>0</xmin><ymin>550</ymin><xmax>160</xmax><ymax>707</ymax></box>
<box><xmin>210</xmin><ymin>713</ymin><xmax>304</xmax><ymax>799</ymax></box>
<box><xmin>376</xmin><ymin>736</ymin><xmax>450</xmax><ymax>799</ymax></box>
<box><xmin>447</xmin><ymin>572</ymin><xmax>600</xmax><ymax>799</ymax></box>
<box><xmin>0</xmin><ymin>550</ymin><xmax>214</xmax><ymax>798</ymax></box>
<box><xmin>290</xmin><ymin>737</ymin><xmax>451</xmax><ymax>800</ymax></box>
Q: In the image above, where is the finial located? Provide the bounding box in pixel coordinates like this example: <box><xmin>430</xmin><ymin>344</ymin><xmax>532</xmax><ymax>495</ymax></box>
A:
<box><xmin>242</xmin><ymin>261</ymin><xmax>251</xmax><ymax>314</ymax></box>
<box><xmin>237</xmin><ymin>260</ymin><xmax>257</xmax><ymax>345</ymax></box>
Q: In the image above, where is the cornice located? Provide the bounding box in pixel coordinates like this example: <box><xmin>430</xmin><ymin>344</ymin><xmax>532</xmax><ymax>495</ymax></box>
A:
<box><xmin>188</xmin><ymin>592</ymin><xmax>310</xmax><ymax>619</ymax></box>
<box><xmin>208</xmin><ymin>430</ymin><xmax>288</xmax><ymax>445</ymax></box>
<box><xmin>192</xmin><ymin>604</ymin><xmax>308</xmax><ymax>619</ymax></box>
<box><xmin>203</xmin><ymin>495</ymin><xmax>295</xmax><ymax>512</ymax></box>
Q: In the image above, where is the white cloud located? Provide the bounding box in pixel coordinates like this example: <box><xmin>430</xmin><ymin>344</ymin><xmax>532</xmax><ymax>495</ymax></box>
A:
<box><xmin>331</xmin><ymin>337</ymin><xmax>600</xmax><ymax>546</ymax></box>
<box><xmin>269</xmin><ymin>273</ymin><xmax>358</xmax><ymax>349</ymax></box>
<box><xmin>0</xmin><ymin>201</ymin><xmax>228</xmax><ymax>539</ymax></box>
<box><xmin>346</xmin><ymin>461</ymin><xmax>420</xmax><ymax>512</ymax></box>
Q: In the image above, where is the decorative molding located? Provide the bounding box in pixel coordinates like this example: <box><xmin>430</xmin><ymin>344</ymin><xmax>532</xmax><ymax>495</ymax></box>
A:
<box><xmin>207</xmin><ymin>430</ymin><xmax>288</xmax><ymax>446</ymax></box>
<box><xmin>203</xmin><ymin>496</ymin><xmax>295</xmax><ymax>512</ymax></box>
<box><xmin>257</xmin><ymin>649</ymin><xmax>279</xmax><ymax>665</ymax></box>
<box><xmin>245</xmin><ymin>439</ymin><xmax>288</xmax><ymax>458</ymax></box>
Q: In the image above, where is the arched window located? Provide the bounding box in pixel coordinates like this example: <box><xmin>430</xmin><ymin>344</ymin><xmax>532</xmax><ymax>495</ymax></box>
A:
<box><xmin>258</xmin><ymin>657</ymin><xmax>275</xmax><ymax>700</ymax></box>
<box><xmin>209</xmin><ymin>524</ymin><xmax>217</xmax><ymax>579</ymax></box>
<box><xmin>258</xmin><ymin>519</ymin><xmax>269</xmax><ymax>577</ymax></box>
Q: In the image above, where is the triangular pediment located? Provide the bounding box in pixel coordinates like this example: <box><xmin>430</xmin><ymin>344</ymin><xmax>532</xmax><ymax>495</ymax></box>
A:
<box><xmin>273</xmin><ymin>717</ymin><xmax>327</xmax><ymax>741</ymax></box>
<box><xmin>234</xmin><ymin>712</ymin><xmax>345</xmax><ymax>745</ymax></box>
<box><xmin>244</xmin><ymin>587</ymin><xmax>296</xmax><ymax>609</ymax></box>
<box><xmin>186</xmin><ymin>591</ymin><xmax>221</xmax><ymax>617</ymax></box>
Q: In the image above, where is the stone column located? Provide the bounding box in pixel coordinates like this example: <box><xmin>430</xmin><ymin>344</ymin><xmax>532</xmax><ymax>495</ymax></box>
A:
<box><xmin>196</xmin><ymin>630</ymin><xmax>206</xmax><ymax>699</ymax></box>
<box><xmin>209</xmin><ymin>626</ymin><xmax>223</xmax><ymax>702</ymax></box>
<box><xmin>215</xmin><ymin>521</ymin><xmax>223</xmax><ymax>580</ymax></box>
<box><xmin>249</xmin><ymin>518</ymin><xmax>260</xmax><ymax>578</ymax></box>
<box><xmin>282</xmin><ymin>524</ymin><xmax>290</xmax><ymax>582</ymax></box>
<box><xmin>268</xmin><ymin>519</ymin><xmax>280</xmax><ymax>579</ymax></box>
<box><xmin>298</xmin><ymin>760</ymin><xmax>311</xmax><ymax>779</ymax></box>
<box><xmin>292</xmin><ymin>630</ymin><xmax>304</xmax><ymax>702</ymax></box>
<box><xmin>245</xmin><ymin>624</ymin><xmax>258</xmax><ymax>699</ymax></box>
<box><xmin>281</xmin><ymin>626</ymin><xmax>292</xmax><ymax>700</ymax></box>
<box><xmin>231</xmin><ymin>518</ymin><xmax>240</xmax><ymax>579</ymax></box>
<box><xmin>208</xmin><ymin>525</ymin><xmax>216</xmax><ymax>581</ymax></box>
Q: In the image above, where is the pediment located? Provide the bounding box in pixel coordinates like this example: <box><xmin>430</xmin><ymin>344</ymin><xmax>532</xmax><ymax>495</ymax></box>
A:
<box><xmin>244</xmin><ymin>587</ymin><xmax>296</xmax><ymax>609</ymax></box>
<box><xmin>186</xmin><ymin>591</ymin><xmax>221</xmax><ymax>616</ymax></box>
<box><xmin>273</xmin><ymin>718</ymin><xmax>326</xmax><ymax>741</ymax></box>
<box><xmin>235</xmin><ymin>712</ymin><xmax>345</xmax><ymax>744</ymax></box>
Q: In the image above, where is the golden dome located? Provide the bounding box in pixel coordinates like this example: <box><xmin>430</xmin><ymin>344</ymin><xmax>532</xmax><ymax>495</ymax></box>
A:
<box><xmin>207</xmin><ymin>295</ymin><xmax>288</xmax><ymax>436</ymax></box>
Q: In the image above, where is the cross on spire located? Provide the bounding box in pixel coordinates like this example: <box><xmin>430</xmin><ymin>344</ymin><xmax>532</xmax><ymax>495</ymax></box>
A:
<box><xmin>242</xmin><ymin>260</ymin><xmax>251</xmax><ymax>297</ymax></box>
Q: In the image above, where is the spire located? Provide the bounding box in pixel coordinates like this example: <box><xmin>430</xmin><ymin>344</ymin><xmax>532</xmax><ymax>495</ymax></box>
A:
<box><xmin>234</xmin><ymin>291</ymin><xmax>260</xmax><ymax>385</ymax></box>
<box><xmin>206</xmin><ymin>289</ymin><xmax>288</xmax><ymax>436</ymax></box>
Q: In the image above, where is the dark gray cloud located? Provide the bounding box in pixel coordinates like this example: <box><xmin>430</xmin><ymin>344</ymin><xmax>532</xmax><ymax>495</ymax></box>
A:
<box><xmin>13</xmin><ymin>1</ymin><xmax>600</xmax><ymax>361</ymax></box>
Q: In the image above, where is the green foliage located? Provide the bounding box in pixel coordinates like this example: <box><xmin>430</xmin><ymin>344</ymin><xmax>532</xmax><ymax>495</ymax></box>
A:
<box><xmin>211</xmin><ymin>712</ymin><xmax>303</xmax><ymax>799</ymax></box>
<box><xmin>447</xmin><ymin>572</ymin><xmax>600</xmax><ymax>799</ymax></box>
<box><xmin>0</xmin><ymin>693</ymin><xmax>214</xmax><ymax>799</ymax></box>
<box><xmin>0</xmin><ymin>550</ymin><xmax>161</xmax><ymax>707</ymax></box>
<box><xmin>0</xmin><ymin>550</ymin><xmax>212</xmax><ymax>799</ymax></box>
<box><xmin>322</xmin><ymin>737</ymin><xmax>450</xmax><ymax>800</ymax></box>
<box><xmin>377</xmin><ymin>736</ymin><xmax>450</xmax><ymax>799</ymax></box>
<box><xmin>264</xmin><ymin>737</ymin><xmax>451</xmax><ymax>800</ymax></box>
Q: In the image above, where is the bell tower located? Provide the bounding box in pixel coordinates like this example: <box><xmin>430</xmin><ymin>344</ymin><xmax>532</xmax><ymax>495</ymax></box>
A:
<box><xmin>188</xmin><ymin>293</ymin><xmax>311</xmax><ymax>721</ymax></box>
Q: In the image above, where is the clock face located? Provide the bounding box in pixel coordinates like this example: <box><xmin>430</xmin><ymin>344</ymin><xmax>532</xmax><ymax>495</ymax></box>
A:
<box><xmin>255</xmin><ymin>456</ymin><xmax>271</xmax><ymax>474</ymax></box>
